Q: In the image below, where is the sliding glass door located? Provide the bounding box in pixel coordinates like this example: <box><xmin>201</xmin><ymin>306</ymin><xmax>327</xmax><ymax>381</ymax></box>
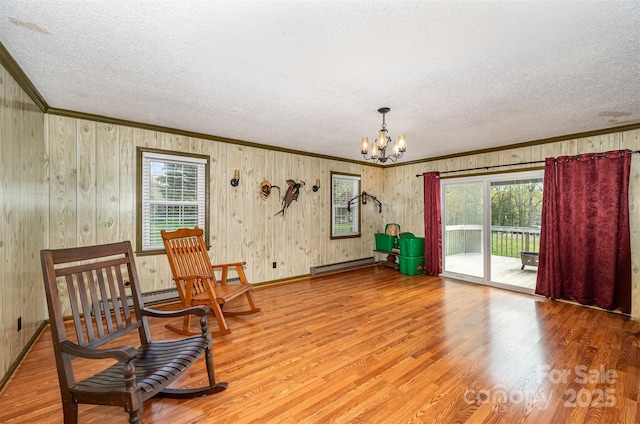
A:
<box><xmin>443</xmin><ymin>182</ymin><xmax>484</xmax><ymax>279</ymax></box>
<box><xmin>442</xmin><ymin>171</ymin><xmax>543</xmax><ymax>292</ymax></box>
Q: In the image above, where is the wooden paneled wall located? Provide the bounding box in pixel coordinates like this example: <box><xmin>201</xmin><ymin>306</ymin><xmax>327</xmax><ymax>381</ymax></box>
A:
<box><xmin>45</xmin><ymin>116</ymin><xmax>386</xmax><ymax>309</ymax></box>
<box><xmin>0</xmin><ymin>65</ymin><xmax>47</xmax><ymax>379</ymax></box>
<box><xmin>384</xmin><ymin>130</ymin><xmax>640</xmax><ymax>318</ymax></box>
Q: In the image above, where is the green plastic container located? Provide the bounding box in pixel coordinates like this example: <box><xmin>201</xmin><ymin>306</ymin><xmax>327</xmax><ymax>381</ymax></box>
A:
<box><xmin>399</xmin><ymin>255</ymin><xmax>425</xmax><ymax>276</ymax></box>
<box><xmin>399</xmin><ymin>237</ymin><xmax>425</xmax><ymax>257</ymax></box>
<box><xmin>375</xmin><ymin>233</ymin><xmax>396</xmax><ymax>252</ymax></box>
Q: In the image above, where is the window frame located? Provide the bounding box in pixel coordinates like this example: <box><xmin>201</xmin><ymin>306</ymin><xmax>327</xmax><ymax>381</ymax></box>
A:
<box><xmin>330</xmin><ymin>171</ymin><xmax>361</xmax><ymax>239</ymax></box>
<box><xmin>136</xmin><ymin>147</ymin><xmax>210</xmax><ymax>254</ymax></box>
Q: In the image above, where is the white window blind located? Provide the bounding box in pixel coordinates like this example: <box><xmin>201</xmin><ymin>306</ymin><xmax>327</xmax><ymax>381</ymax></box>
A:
<box><xmin>141</xmin><ymin>151</ymin><xmax>207</xmax><ymax>251</ymax></box>
<box><xmin>331</xmin><ymin>173</ymin><xmax>361</xmax><ymax>237</ymax></box>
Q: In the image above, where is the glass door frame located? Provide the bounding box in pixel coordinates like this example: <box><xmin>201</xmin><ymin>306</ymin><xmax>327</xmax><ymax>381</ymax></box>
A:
<box><xmin>440</xmin><ymin>170</ymin><xmax>543</xmax><ymax>294</ymax></box>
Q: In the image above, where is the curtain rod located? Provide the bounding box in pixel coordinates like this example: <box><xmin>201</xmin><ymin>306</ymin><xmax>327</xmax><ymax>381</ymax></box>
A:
<box><xmin>415</xmin><ymin>149</ymin><xmax>640</xmax><ymax>177</ymax></box>
<box><xmin>415</xmin><ymin>159</ymin><xmax>544</xmax><ymax>177</ymax></box>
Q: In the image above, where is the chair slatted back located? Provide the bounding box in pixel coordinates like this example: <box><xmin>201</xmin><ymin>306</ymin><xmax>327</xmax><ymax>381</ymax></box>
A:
<box><xmin>162</xmin><ymin>227</ymin><xmax>217</xmax><ymax>297</ymax></box>
<box><xmin>41</xmin><ymin>241</ymin><xmax>148</xmax><ymax>352</ymax></box>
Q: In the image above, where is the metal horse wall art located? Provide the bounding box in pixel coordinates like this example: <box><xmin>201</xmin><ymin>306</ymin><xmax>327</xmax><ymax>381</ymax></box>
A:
<box><xmin>274</xmin><ymin>179</ymin><xmax>305</xmax><ymax>216</ymax></box>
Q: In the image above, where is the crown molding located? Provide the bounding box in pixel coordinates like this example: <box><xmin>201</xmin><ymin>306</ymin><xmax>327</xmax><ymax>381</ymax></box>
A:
<box><xmin>388</xmin><ymin>122</ymin><xmax>640</xmax><ymax>168</ymax></box>
<box><xmin>0</xmin><ymin>41</ymin><xmax>49</xmax><ymax>112</ymax></box>
<box><xmin>46</xmin><ymin>107</ymin><xmax>378</xmax><ymax>167</ymax></box>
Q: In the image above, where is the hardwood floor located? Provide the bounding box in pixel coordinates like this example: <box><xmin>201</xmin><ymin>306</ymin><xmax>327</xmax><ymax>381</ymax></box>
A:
<box><xmin>1</xmin><ymin>266</ymin><xmax>638</xmax><ymax>423</ymax></box>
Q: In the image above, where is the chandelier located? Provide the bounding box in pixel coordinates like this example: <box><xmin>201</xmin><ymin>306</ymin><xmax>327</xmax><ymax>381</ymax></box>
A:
<box><xmin>360</xmin><ymin>107</ymin><xmax>407</xmax><ymax>163</ymax></box>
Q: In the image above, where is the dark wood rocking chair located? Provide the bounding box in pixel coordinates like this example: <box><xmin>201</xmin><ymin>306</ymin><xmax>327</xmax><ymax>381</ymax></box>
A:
<box><xmin>40</xmin><ymin>241</ymin><xmax>228</xmax><ymax>424</ymax></box>
<box><xmin>161</xmin><ymin>227</ymin><xmax>261</xmax><ymax>337</ymax></box>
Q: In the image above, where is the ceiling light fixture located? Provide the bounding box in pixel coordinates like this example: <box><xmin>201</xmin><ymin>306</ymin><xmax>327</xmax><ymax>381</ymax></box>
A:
<box><xmin>360</xmin><ymin>107</ymin><xmax>407</xmax><ymax>164</ymax></box>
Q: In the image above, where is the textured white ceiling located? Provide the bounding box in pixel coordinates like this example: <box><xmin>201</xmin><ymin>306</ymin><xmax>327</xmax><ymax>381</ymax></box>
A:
<box><xmin>1</xmin><ymin>1</ymin><xmax>639</xmax><ymax>164</ymax></box>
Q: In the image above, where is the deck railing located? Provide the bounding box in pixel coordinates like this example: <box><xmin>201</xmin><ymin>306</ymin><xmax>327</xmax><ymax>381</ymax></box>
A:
<box><xmin>445</xmin><ymin>225</ymin><xmax>540</xmax><ymax>258</ymax></box>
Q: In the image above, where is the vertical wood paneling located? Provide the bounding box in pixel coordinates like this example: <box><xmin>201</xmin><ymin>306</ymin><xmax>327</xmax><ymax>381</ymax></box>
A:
<box><xmin>96</xmin><ymin>123</ymin><xmax>119</xmax><ymax>244</ymax></box>
<box><xmin>119</xmin><ymin>127</ymin><xmax>134</xmax><ymax>242</ymax></box>
<box><xmin>1</xmin><ymin>67</ymin><xmax>16</xmax><ymax>374</ymax></box>
<box><xmin>576</xmin><ymin>135</ymin><xmax>598</xmax><ymax>153</ymax></box>
<box><xmin>476</xmin><ymin>152</ymin><xmax>498</xmax><ymax>169</ymax></box>
<box><xmin>305</xmin><ymin>155</ymin><xmax>321</xmax><ymax>268</ymax></box>
<box><xmin>158</xmin><ymin>132</ymin><xmax>173</xmax><ymax>150</ymax></box>
<box><xmin>272</xmin><ymin>152</ymin><xmax>288</xmax><ymax>274</ymax></box>
<box><xmin>136</xmin><ymin>127</ymin><xmax>157</xmax><ymax>148</ymax></box>
<box><xmin>23</xmin><ymin>91</ymin><xmax>46</xmax><ymax>337</ymax></box>
<box><xmin>204</xmin><ymin>139</ymin><xmax>219</xmax><ymax>257</ymax></box>
<box><xmin>0</xmin><ymin>65</ymin><xmax>47</xmax><ymax>380</ymax></box>
<box><xmin>599</xmin><ymin>133</ymin><xmax>620</xmax><ymax>151</ymax></box>
<box><xmin>241</xmin><ymin>145</ymin><xmax>254</xmax><ymax>272</ymax></box>
<box><xmin>252</xmin><ymin>148</ymin><xmax>267</xmax><ymax>281</ymax></box>
<box><xmin>49</xmin><ymin>116</ymin><xmax>77</xmax><ymax>249</ymax></box>
<box><xmin>77</xmin><ymin>120</ymin><xmax>96</xmax><ymax>246</ymax></box>
<box><xmin>290</xmin><ymin>152</ymin><xmax>304</xmax><ymax>270</ymax></box>
<box><xmin>227</xmin><ymin>144</ymin><xmax>243</xmax><ymax>267</ymax></box>
<box><xmin>264</xmin><ymin>149</ymin><xmax>278</xmax><ymax>280</ymax></box>
<box><xmin>410</xmin><ymin>164</ymin><xmax>423</xmax><ymax>236</ymax></box>
<box><xmin>528</xmin><ymin>143</ymin><xmax>543</xmax><ymax>163</ymax></box>
<box><xmin>217</xmin><ymin>143</ymin><xmax>230</xmax><ymax>263</ymax></box>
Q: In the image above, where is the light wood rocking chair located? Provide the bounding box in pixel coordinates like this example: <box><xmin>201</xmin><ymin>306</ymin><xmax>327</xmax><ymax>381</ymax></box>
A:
<box><xmin>161</xmin><ymin>227</ymin><xmax>261</xmax><ymax>337</ymax></box>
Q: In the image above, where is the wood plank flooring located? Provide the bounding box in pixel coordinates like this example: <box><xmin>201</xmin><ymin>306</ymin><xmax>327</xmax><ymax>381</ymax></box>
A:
<box><xmin>1</xmin><ymin>266</ymin><xmax>638</xmax><ymax>423</ymax></box>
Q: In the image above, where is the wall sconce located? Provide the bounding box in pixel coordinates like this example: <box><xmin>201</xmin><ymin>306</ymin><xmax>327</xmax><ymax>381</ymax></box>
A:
<box><xmin>230</xmin><ymin>169</ymin><xmax>240</xmax><ymax>187</ymax></box>
<box><xmin>312</xmin><ymin>178</ymin><xmax>320</xmax><ymax>192</ymax></box>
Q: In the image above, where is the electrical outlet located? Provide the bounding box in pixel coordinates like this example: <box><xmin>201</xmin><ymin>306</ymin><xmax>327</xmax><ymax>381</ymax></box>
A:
<box><xmin>17</xmin><ymin>317</ymin><xmax>22</xmax><ymax>332</ymax></box>
<box><xmin>272</xmin><ymin>262</ymin><xmax>277</xmax><ymax>269</ymax></box>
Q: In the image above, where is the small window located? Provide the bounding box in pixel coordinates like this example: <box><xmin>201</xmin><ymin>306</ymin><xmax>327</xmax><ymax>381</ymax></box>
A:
<box><xmin>331</xmin><ymin>172</ymin><xmax>361</xmax><ymax>238</ymax></box>
<box><xmin>136</xmin><ymin>148</ymin><xmax>209</xmax><ymax>253</ymax></box>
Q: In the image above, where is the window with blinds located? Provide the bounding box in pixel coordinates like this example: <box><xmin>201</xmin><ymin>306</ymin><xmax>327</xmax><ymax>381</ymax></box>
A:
<box><xmin>137</xmin><ymin>148</ymin><xmax>209</xmax><ymax>252</ymax></box>
<box><xmin>331</xmin><ymin>172</ymin><xmax>361</xmax><ymax>238</ymax></box>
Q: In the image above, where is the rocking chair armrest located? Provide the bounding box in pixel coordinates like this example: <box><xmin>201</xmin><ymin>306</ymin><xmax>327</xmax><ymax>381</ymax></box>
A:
<box><xmin>141</xmin><ymin>305</ymin><xmax>210</xmax><ymax>318</ymax></box>
<box><xmin>60</xmin><ymin>340</ymin><xmax>137</xmax><ymax>362</ymax></box>
<box><xmin>210</xmin><ymin>261</ymin><xmax>246</xmax><ymax>269</ymax></box>
<box><xmin>175</xmin><ymin>273</ymin><xmax>216</xmax><ymax>283</ymax></box>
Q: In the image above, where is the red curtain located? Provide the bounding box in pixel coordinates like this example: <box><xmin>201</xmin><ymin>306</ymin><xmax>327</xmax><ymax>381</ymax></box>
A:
<box><xmin>535</xmin><ymin>150</ymin><xmax>631</xmax><ymax>313</ymax></box>
<box><xmin>423</xmin><ymin>172</ymin><xmax>442</xmax><ymax>275</ymax></box>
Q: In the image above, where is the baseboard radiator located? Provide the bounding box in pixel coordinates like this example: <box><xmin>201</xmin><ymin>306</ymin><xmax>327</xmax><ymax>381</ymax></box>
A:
<box><xmin>138</xmin><ymin>277</ymin><xmax>241</xmax><ymax>306</ymax></box>
<box><xmin>141</xmin><ymin>288</ymin><xmax>181</xmax><ymax>305</ymax></box>
<box><xmin>104</xmin><ymin>278</ymin><xmax>243</xmax><ymax>312</ymax></box>
<box><xmin>310</xmin><ymin>257</ymin><xmax>375</xmax><ymax>276</ymax></box>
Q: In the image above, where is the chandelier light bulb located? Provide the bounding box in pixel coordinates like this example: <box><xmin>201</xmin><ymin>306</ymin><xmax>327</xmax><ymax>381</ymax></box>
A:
<box><xmin>360</xmin><ymin>137</ymin><xmax>369</xmax><ymax>154</ymax></box>
<box><xmin>370</xmin><ymin>142</ymin><xmax>379</xmax><ymax>159</ymax></box>
<box><xmin>377</xmin><ymin>131</ymin><xmax>388</xmax><ymax>149</ymax></box>
<box><xmin>397</xmin><ymin>134</ymin><xmax>407</xmax><ymax>152</ymax></box>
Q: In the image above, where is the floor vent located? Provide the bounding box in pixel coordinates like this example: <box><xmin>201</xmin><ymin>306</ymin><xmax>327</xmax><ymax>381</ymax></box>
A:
<box><xmin>310</xmin><ymin>257</ymin><xmax>375</xmax><ymax>276</ymax></box>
